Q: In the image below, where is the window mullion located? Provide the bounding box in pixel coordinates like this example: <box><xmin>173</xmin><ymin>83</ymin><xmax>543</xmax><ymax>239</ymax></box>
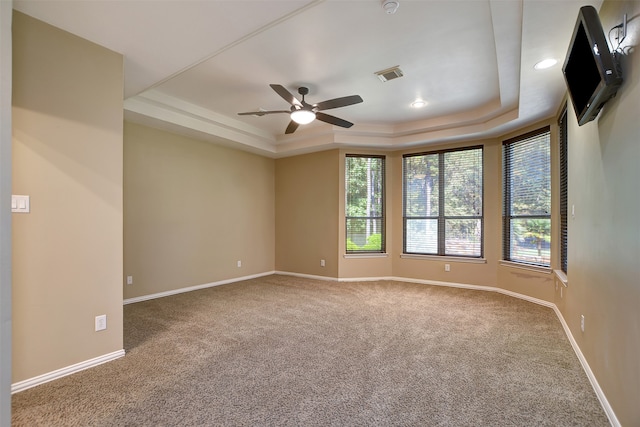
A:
<box><xmin>503</xmin><ymin>143</ymin><xmax>512</xmax><ymax>261</ymax></box>
<box><xmin>559</xmin><ymin>107</ymin><xmax>568</xmax><ymax>273</ymax></box>
<box><xmin>438</xmin><ymin>152</ymin><xmax>446</xmax><ymax>255</ymax></box>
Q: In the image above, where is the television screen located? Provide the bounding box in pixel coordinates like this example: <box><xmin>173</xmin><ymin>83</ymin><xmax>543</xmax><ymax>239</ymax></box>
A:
<box><xmin>562</xmin><ymin>6</ymin><xmax>622</xmax><ymax>125</ymax></box>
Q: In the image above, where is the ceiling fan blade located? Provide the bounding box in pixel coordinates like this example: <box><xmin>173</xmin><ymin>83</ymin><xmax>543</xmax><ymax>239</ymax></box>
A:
<box><xmin>285</xmin><ymin>120</ymin><xmax>300</xmax><ymax>134</ymax></box>
<box><xmin>314</xmin><ymin>95</ymin><xmax>363</xmax><ymax>111</ymax></box>
<box><xmin>238</xmin><ymin>110</ymin><xmax>290</xmax><ymax>116</ymax></box>
<box><xmin>316</xmin><ymin>112</ymin><xmax>354</xmax><ymax>128</ymax></box>
<box><xmin>270</xmin><ymin>84</ymin><xmax>302</xmax><ymax>107</ymax></box>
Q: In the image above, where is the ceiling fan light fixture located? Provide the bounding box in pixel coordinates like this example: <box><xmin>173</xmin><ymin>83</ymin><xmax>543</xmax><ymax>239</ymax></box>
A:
<box><xmin>239</xmin><ymin>84</ymin><xmax>363</xmax><ymax>134</ymax></box>
<box><xmin>291</xmin><ymin>109</ymin><xmax>316</xmax><ymax>125</ymax></box>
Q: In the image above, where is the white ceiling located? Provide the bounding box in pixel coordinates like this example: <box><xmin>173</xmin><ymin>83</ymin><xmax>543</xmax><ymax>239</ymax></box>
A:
<box><xmin>14</xmin><ymin>0</ymin><xmax>602</xmax><ymax>157</ymax></box>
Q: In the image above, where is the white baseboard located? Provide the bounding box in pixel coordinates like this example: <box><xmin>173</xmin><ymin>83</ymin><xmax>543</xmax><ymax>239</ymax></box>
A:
<box><xmin>46</xmin><ymin>271</ymin><xmax>613</xmax><ymax>426</ymax></box>
<box><xmin>392</xmin><ymin>276</ymin><xmax>618</xmax><ymax>426</ymax></box>
<box><xmin>388</xmin><ymin>275</ymin><xmax>556</xmax><ymax>307</ymax></box>
<box><xmin>273</xmin><ymin>270</ymin><xmax>338</xmax><ymax>282</ymax></box>
<box><xmin>123</xmin><ymin>271</ymin><xmax>276</xmax><ymax>305</ymax></box>
<box><xmin>550</xmin><ymin>305</ymin><xmax>620</xmax><ymax>427</ymax></box>
<box><xmin>278</xmin><ymin>271</ymin><xmax>618</xmax><ymax>426</ymax></box>
<box><xmin>11</xmin><ymin>273</ymin><xmax>276</xmax><ymax>395</ymax></box>
<box><xmin>335</xmin><ymin>274</ymin><xmax>556</xmax><ymax>308</ymax></box>
<box><xmin>11</xmin><ymin>349</ymin><xmax>125</xmax><ymax>394</ymax></box>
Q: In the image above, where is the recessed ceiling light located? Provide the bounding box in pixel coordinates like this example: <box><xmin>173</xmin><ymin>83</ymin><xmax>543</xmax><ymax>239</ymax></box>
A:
<box><xmin>411</xmin><ymin>99</ymin><xmax>427</xmax><ymax>108</ymax></box>
<box><xmin>534</xmin><ymin>58</ymin><xmax>558</xmax><ymax>70</ymax></box>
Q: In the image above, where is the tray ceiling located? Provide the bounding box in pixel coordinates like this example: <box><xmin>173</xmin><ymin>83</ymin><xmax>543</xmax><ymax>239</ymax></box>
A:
<box><xmin>15</xmin><ymin>0</ymin><xmax>602</xmax><ymax>157</ymax></box>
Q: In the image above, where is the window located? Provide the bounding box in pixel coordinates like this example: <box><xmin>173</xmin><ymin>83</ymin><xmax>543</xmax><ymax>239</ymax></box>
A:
<box><xmin>559</xmin><ymin>108</ymin><xmax>568</xmax><ymax>273</ymax></box>
<box><xmin>503</xmin><ymin>127</ymin><xmax>551</xmax><ymax>267</ymax></box>
<box><xmin>345</xmin><ymin>155</ymin><xmax>385</xmax><ymax>253</ymax></box>
<box><xmin>403</xmin><ymin>146</ymin><xmax>483</xmax><ymax>257</ymax></box>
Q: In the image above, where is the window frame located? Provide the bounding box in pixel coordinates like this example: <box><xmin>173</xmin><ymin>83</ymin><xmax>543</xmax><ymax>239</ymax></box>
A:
<box><xmin>345</xmin><ymin>154</ymin><xmax>386</xmax><ymax>254</ymax></box>
<box><xmin>559</xmin><ymin>107</ymin><xmax>568</xmax><ymax>273</ymax></box>
<box><xmin>402</xmin><ymin>145</ymin><xmax>484</xmax><ymax>258</ymax></box>
<box><xmin>502</xmin><ymin>126</ymin><xmax>552</xmax><ymax>267</ymax></box>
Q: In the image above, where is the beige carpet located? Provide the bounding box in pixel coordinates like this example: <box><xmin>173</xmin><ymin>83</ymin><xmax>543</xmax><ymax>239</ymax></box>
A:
<box><xmin>12</xmin><ymin>275</ymin><xmax>609</xmax><ymax>426</ymax></box>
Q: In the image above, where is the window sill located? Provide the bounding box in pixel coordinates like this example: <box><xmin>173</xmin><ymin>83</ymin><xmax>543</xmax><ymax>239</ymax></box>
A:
<box><xmin>499</xmin><ymin>260</ymin><xmax>552</xmax><ymax>274</ymax></box>
<box><xmin>344</xmin><ymin>253</ymin><xmax>389</xmax><ymax>259</ymax></box>
<box><xmin>401</xmin><ymin>254</ymin><xmax>486</xmax><ymax>264</ymax></box>
<box><xmin>554</xmin><ymin>269</ymin><xmax>568</xmax><ymax>287</ymax></box>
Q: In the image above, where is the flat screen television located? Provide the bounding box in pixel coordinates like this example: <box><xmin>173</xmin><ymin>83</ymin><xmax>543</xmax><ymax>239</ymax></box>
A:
<box><xmin>562</xmin><ymin>5</ymin><xmax>623</xmax><ymax>126</ymax></box>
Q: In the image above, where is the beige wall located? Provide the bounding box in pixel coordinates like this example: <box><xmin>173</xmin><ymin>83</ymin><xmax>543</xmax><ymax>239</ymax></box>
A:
<box><xmin>12</xmin><ymin>12</ymin><xmax>124</xmax><ymax>382</ymax></box>
<box><xmin>123</xmin><ymin>122</ymin><xmax>275</xmax><ymax>299</ymax></box>
<box><xmin>560</xmin><ymin>1</ymin><xmax>640</xmax><ymax>424</ymax></box>
<box><xmin>275</xmin><ymin>150</ymin><xmax>339</xmax><ymax>277</ymax></box>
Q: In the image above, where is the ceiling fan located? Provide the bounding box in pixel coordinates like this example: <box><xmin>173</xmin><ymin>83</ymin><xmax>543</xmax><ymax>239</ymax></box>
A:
<box><xmin>238</xmin><ymin>84</ymin><xmax>363</xmax><ymax>134</ymax></box>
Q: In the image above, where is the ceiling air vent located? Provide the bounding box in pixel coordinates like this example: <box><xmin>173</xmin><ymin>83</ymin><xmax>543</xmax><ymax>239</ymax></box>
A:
<box><xmin>375</xmin><ymin>66</ymin><xmax>403</xmax><ymax>82</ymax></box>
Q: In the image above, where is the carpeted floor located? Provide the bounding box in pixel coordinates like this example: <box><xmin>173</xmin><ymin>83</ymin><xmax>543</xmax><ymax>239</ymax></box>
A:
<box><xmin>12</xmin><ymin>275</ymin><xmax>609</xmax><ymax>426</ymax></box>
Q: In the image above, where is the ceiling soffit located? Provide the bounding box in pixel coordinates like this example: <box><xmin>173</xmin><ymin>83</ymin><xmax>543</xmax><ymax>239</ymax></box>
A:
<box><xmin>125</xmin><ymin>0</ymin><xmax>524</xmax><ymax>156</ymax></box>
<box><xmin>16</xmin><ymin>0</ymin><xmax>597</xmax><ymax>157</ymax></box>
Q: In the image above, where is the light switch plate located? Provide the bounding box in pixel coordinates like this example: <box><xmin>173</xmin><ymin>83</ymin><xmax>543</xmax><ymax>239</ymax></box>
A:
<box><xmin>11</xmin><ymin>195</ymin><xmax>30</xmax><ymax>213</ymax></box>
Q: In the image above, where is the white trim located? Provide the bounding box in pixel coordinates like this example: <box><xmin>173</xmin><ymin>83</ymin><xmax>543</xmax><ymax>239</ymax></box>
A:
<box><xmin>11</xmin><ymin>349</ymin><xmax>125</xmax><ymax>394</ymax></box>
<box><xmin>401</xmin><ymin>254</ymin><xmax>487</xmax><ymax>264</ymax></box>
<box><xmin>122</xmin><ymin>270</ymin><xmax>616</xmax><ymax>425</ymax></box>
<box><xmin>338</xmin><ymin>276</ymin><xmax>394</xmax><ymax>282</ymax></box>
<box><xmin>276</xmin><ymin>271</ymin><xmax>618</xmax><ymax>425</ymax></box>
<box><xmin>387</xmin><ymin>276</ymin><xmax>554</xmax><ymax>307</ymax></box>
<box><xmin>19</xmin><ymin>271</ymin><xmax>614</xmax><ymax>425</ymax></box>
<box><xmin>277</xmin><ymin>271</ymin><xmax>551</xmax><ymax>306</ymax></box>
<box><xmin>550</xmin><ymin>305</ymin><xmax>619</xmax><ymax>427</ymax></box>
<box><xmin>123</xmin><ymin>271</ymin><xmax>276</xmax><ymax>305</ymax></box>
<box><xmin>499</xmin><ymin>260</ymin><xmax>552</xmax><ymax>274</ymax></box>
<box><xmin>124</xmin><ymin>92</ymin><xmax>278</xmax><ymax>156</ymax></box>
<box><xmin>554</xmin><ymin>269</ymin><xmax>568</xmax><ymax>287</ymax></box>
<box><xmin>343</xmin><ymin>253</ymin><xmax>389</xmax><ymax>259</ymax></box>
<box><xmin>273</xmin><ymin>271</ymin><xmax>338</xmax><ymax>282</ymax></box>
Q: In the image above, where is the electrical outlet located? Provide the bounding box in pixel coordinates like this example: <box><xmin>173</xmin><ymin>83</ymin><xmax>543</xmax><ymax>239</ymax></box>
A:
<box><xmin>444</xmin><ymin>263</ymin><xmax>451</xmax><ymax>272</ymax></box>
<box><xmin>320</xmin><ymin>259</ymin><xmax>326</xmax><ymax>267</ymax></box>
<box><xmin>237</xmin><ymin>260</ymin><xmax>242</xmax><ymax>268</ymax></box>
<box><xmin>580</xmin><ymin>315</ymin><xmax>585</xmax><ymax>332</ymax></box>
<box><xmin>126</xmin><ymin>276</ymin><xmax>133</xmax><ymax>285</ymax></box>
<box><xmin>95</xmin><ymin>315</ymin><xmax>107</xmax><ymax>332</ymax></box>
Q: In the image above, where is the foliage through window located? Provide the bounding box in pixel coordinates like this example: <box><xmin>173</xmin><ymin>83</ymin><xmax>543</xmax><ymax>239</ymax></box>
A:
<box><xmin>403</xmin><ymin>147</ymin><xmax>483</xmax><ymax>257</ymax></box>
<box><xmin>345</xmin><ymin>155</ymin><xmax>385</xmax><ymax>253</ymax></box>
<box><xmin>503</xmin><ymin>127</ymin><xmax>551</xmax><ymax>267</ymax></box>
